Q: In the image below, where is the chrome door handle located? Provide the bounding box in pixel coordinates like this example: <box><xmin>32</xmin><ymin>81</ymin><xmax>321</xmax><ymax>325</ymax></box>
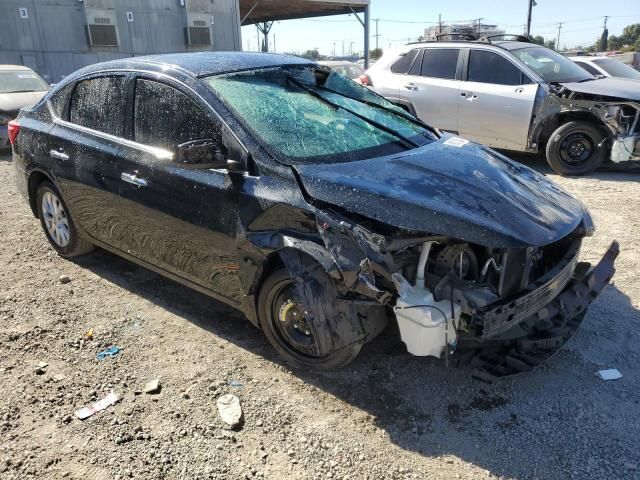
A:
<box><xmin>121</xmin><ymin>172</ymin><xmax>148</xmax><ymax>187</ymax></box>
<box><xmin>403</xmin><ymin>83</ymin><xmax>418</xmax><ymax>91</ymax></box>
<box><xmin>461</xmin><ymin>92</ymin><xmax>478</xmax><ymax>101</ymax></box>
<box><xmin>50</xmin><ymin>149</ymin><xmax>69</xmax><ymax>161</ymax></box>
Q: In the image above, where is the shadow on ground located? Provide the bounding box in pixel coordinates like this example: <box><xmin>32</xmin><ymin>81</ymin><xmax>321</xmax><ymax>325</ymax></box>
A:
<box><xmin>72</xmin><ymin>245</ymin><xmax>638</xmax><ymax>480</ymax></box>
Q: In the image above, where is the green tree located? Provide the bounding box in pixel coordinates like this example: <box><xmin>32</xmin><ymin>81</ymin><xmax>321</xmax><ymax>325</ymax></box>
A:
<box><xmin>370</xmin><ymin>48</ymin><xmax>383</xmax><ymax>60</ymax></box>
<box><xmin>545</xmin><ymin>39</ymin><xmax>556</xmax><ymax>50</ymax></box>
<box><xmin>530</xmin><ymin>35</ymin><xmax>546</xmax><ymax>46</ymax></box>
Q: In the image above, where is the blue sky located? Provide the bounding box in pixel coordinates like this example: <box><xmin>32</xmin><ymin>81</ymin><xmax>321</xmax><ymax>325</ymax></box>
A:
<box><xmin>240</xmin><ymin>0</ymin><xmax>640</xmax><ymax>55</ymax></box>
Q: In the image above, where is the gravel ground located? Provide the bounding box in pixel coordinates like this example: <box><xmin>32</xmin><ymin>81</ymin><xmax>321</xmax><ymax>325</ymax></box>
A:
<box><xmin>1</xmin><ymin>151</ymin><xmax>639</xmax><ymax>480</ymax></box>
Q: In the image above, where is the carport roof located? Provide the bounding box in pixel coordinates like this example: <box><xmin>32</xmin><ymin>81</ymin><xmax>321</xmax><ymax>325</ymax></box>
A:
<box><xmin>239</xmin><ymin>0</ymin><xmax>369</xmax><ymax>25</ymax></box>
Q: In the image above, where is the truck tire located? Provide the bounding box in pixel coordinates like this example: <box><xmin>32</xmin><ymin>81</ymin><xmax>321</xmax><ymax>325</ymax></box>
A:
<box><xmin>546</xmin><ymin>121</ymin><xmax>608</xmax><ymax>176</ymax></box>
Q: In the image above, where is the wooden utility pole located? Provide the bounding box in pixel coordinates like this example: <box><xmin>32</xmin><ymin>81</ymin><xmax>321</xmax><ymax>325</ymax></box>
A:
<box><xmin>373</xmin><ymin>18</ymin><xmax>381</xmax><ymax>50</ymax></box>
<box><xmin>556</xmin><ymin>22</ymin><xmax>563</xmax><ymax>50</ymax></box>
<box><xmin>526</xmin><ymin>0</ymin><xmax>533</xmax><ymax>37</ymax></box>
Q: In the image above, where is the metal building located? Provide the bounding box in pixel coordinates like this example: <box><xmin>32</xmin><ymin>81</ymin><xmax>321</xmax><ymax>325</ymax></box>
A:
<box><xmin>0</xmin><ymin>0</ymin><xmax>242</xmax><ymax>83</ymax></box>
<box><xmin>0</xmin><ymin>0</ymin><xmax>370</xmax><ymax>83</ymax></box>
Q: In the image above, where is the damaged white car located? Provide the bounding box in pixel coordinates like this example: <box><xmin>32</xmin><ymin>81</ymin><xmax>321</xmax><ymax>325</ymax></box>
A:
<box><xmin>366</xmin><ymin>35</ymin><xmax>640</xmax><ymax>175</ymax></box>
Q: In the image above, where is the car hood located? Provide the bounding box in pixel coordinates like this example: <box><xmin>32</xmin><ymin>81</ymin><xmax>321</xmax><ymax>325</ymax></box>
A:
<box><xmin>293</xmin><ymin>138</ymin><xmax>585</xmax><ymax>248</ymax></box>
<box><xmin>0</xmin><ymin>91</ymin><xmax>47</xmax><ymax>114</ymax></box>
<box><xmin>559</xmin><ymin>77</ymin><xmax>640</xmax><ymax>101</ymax></box>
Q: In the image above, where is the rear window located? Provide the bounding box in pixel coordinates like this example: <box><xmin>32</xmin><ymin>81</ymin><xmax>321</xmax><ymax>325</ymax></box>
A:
<box><xmin>468</xmin><ymin>50</ymin><xmax>526</xmax><ymax>85</ymax></box>
<box><xmin>391</xmin><ymin>49</ymin><xmax>420</xmax><ymax>74</ymax></box>
<box><xmin>420</xmin><ymin>49</ymin><xmax>459</xmax><ymax>79</ymax></box>
<box><xmin>69</xmin><ymin>76</ymin><xmax>128</xmax><ymax>137</ymax></box>
<box><xmin>49</xmin><ymin>83</ymin><xmax>74</xmax><ymax>118</ymax></box>
<box><xmin>0</xmin><ymin>70</ymin><xmax>49</xmax><ymax>94</ymax></box>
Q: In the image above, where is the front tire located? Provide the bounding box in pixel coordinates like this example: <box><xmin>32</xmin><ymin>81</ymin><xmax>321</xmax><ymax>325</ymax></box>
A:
<box><xmin>36</xmin><ymin>181</ymin><xmax>94</xmax><ymax>257</ymax></box>
<box><xmin>257</xmin><ymin>267</ymin><xmax>362</xmax><ymax>370</ymax></box>
<box><xmin>545</xmin><ymin>121</ymin><xmax>608</xmax><ymax>176</ymax></box>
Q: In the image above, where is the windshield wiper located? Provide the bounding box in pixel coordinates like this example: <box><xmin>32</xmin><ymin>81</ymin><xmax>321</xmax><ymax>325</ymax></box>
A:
<box><xmin>4</xmin><ymin>89</ymin><xmax>39</xmax><ymax>93</ymax></box>
<box><xmin>317</xmin><ymin>84</ymin><xmax>438</xmax><ymax>137</ymax></box>
<box><xmin>285</xmin><ymin>75</ymin><xmax>419</xmax><ymax>149</ymax></box>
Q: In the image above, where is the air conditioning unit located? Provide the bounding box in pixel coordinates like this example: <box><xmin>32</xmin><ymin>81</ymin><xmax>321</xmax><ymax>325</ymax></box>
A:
<box><xmin>186</xmin><ymin>14</ymin><xmax>211</xmax><ymax>46</ymax></box>
<box><xmin>85</xmin><ymin>9</ymin><xmax>119</xmax><ymax>47</ymax></box>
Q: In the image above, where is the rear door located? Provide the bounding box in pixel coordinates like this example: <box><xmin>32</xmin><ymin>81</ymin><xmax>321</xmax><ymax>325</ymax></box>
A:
<box><xmin>458</xmin><ymin>48</ymin><xmax>539</xmax><ymax>150</ymax></box>
<box><xmin>48</xmin><ymin>74</ymin><xmax>130</xmax><ymax>245</ymax></box>
<box><xmin>114</xmin><ymin>76</ymin><xmax>244</xmax><ymax>304</ymax></box>
<box><xmin>398</xmin><ymin>47</ymin><xmax>462</xmax><ymax>132</ymax></box>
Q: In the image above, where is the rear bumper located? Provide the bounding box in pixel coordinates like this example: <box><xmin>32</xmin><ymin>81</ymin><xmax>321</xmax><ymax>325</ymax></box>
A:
<box><xmin>465</xmin><ymin>241</ymin><xmax>619</xmax><ymax>381</ymax></box>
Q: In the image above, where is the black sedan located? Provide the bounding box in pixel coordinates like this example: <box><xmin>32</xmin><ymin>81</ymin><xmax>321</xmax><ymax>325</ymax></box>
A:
<box><xmin>11</xmin><ymin>52</ymin><xmax>618</xmax><ymax>376</ymax></box>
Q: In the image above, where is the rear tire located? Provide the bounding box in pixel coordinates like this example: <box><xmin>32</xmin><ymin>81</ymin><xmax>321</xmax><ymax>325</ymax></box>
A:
<box><xmin>36</xmin><ymin>181</ymin><xmax>94</xmax><ymax>258</ymax></box>
<box><xmin>257</xmin><ymin>267</ymin><xmax>362</xmax><ymax>370</ymax></box>
<box><xmin>545</xmin><ymin>121</ymin><xmax>608</xmax><ymax>176</ymax></box>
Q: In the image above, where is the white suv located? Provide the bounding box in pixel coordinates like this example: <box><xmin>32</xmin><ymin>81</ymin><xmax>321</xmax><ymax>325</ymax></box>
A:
<box><xmin>365</xmin><ymin>37</ymin><xmax>640</xmax><ymax>175</ymax></box>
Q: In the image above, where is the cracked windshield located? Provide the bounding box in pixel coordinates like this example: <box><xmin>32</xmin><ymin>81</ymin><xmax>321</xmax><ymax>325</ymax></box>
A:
<box><xmin>205</xmin><ymin>66</ymin><xmax>436</xmax><ymax>164</ymax></box>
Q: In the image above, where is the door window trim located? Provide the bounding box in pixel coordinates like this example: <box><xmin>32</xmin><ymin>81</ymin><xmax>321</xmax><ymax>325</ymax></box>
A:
<box><xmin>461</xmin><ymin>47</ymin><xmax>536</xmax><ymax>85</ymax></box>
<box><xmin>402</xmin><ymin>47</ymin><xmax>464</xmax><ymax>81</ymax></box>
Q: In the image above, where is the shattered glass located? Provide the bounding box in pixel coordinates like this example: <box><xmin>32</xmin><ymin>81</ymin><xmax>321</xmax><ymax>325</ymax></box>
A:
<box><xmin>204</xmin><ymin>66</ymin><xmax>435</xmax><ymax>164</ymax></box>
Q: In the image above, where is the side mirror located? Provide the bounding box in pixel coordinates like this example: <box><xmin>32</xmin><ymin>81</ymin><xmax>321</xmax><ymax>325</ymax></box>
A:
<box><xmin>176</xmin><ymin>139</ymin><xmax>227</xmax><ymax>168</ymax></box>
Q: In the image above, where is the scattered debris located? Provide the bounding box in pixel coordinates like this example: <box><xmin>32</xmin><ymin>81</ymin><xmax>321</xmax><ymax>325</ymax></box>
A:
<box><xmin>84</xmin><ymin>328</ymin><xmax>94</xmax><ymax>340</ymax></box>
<box><xmin>144</xmin><ymin>379</ymin><xmax>161</xmax><ymax>394</ymax></box>
<box><xmin>59</xmin><ymin>275</ymin><xmax>71</xmax><ymax>284</ymax></box>
<box><xmin>75</xmin><ymin>392</ymin><xmax>119</xmax><ymax>420</ymax></box>
<box><xmin>216</xmin><ymin>394</ymin><xmax>243</xmax><ymax>429</ymax></box>
<box><xmin>35</xmin><ymin>361</ymin><xmax>48</xmax><ymax>375</ymax></box>
<box><xmin>227</xmin><ymin>380</ymin><xmax>244</xmax><ymax>388</ymax></box>
<box><xmin>53</xmin><ymin>373</ymin><xmax>66</xmax><ymax>382</ymax></box>
<box><xmin>597</xmin><ymin>369</ymin><xmax>623</xmax><ymax>381</ymax></box>
<box><xmin>96</xmin><ymin>346</ymin><xmax>121</xmax><ymax>360</ymax></box>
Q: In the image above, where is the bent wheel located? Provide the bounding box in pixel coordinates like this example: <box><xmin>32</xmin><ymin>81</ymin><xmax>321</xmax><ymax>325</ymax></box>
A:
<box><xmin>258</xmin><ymin>267</ymin><xmax>362</xmax><ymax>370</ymax></box>
<box><xmin>36</xmin><ymin>181</ymin><xmax>94</xmax><ymax>257</ymax></box>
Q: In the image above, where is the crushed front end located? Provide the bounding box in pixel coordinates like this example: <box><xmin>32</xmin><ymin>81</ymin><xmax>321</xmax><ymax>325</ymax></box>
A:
<box><xmin>314</xmin><ymin>208</ymin><xmax>619</xmax><ymax>381</ymax></box>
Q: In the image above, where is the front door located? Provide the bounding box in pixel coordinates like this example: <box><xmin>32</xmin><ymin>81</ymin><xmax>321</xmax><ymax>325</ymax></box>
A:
<box><xmin>457</xmin><ymin>49</ymin><xmax>539</xmax><ymax>151</ymax></box>
<box><xmin>398</xmin><ymin>48</ymin><xmax>461</xmax><ymax>132</ymax></box>
<box><xmin>115</xmin><ymin>77</ymin><xmax>244</xmax><ymax>304</ymax></box>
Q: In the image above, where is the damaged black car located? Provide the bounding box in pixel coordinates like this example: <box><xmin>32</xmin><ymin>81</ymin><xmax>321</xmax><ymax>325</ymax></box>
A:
<box><xmin>11</xmin><ymin>53</ymin><xmax>618</xmax><ymax>378</ymax></box>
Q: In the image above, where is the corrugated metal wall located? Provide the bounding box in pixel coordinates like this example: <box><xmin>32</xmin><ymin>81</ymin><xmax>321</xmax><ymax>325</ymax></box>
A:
<box><xmin>0</xmin><ymin>0</ymin><xmax>242</xmax><ymax>83</ymax></box>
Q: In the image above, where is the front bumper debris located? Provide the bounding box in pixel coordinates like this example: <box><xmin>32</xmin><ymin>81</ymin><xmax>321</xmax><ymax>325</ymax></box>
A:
<box><xmin>462</xmin><ymin>241</ymin><xmax>619</xmax><ymax>382</ymax></box>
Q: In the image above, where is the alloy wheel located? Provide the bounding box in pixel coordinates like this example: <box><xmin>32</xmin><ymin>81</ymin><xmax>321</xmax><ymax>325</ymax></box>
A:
<box><xmin>41</xmin><ymin>191</ymin><xmax>70</xmax><ymax>248</ymax></box>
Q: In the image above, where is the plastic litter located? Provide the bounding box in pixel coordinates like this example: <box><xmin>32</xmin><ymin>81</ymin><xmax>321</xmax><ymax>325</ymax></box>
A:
<box><xmin>217</xmin><ymin>393</ymin><xmax>243</xmax><ymax>429</ymax></box>
<box><xmin>84</xmin><ymin>328</ymin><xmax>94</xmax><ymax>340</ymax></box>
<box><xmin>227</xmin><ymin>380</ymin><xmax>244</xmax><ymax>388</ymax></box>
<box><xmin>96</xmin><ymin>346</ymin><xmax>120</xmax><ymax>360</ymax></box>
<box><xmin>596</xmin><ymin>369</ymin><xmax>622</xmax><ymax>381</ymax></box>
<box><xmin>75</xmin><ymin>392</ymin><xmax>119</xmax><ymax>420</ymax></box>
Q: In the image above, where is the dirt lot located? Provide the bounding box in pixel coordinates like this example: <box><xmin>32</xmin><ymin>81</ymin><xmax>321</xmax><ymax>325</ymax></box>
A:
<box><xmin>1</xmin><ymin>151</ymin><xmax>639</xmax><ymax>480</ymax></box>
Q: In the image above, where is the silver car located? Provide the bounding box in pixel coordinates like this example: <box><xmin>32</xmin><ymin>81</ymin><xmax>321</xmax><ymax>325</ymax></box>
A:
<box><xmin>0</xmin><ymin>65</ymin><xmax>50</xmax><ymax>148</ymax></box>
<box><xmin>366</xmin><ymin>37</ymin><xmax>640</xmax><ymax>175</ymax></box>
<box><xmin>570</xmin><ymin>56</ymin><xmax>640</xmax><ymax>81</ymax></box>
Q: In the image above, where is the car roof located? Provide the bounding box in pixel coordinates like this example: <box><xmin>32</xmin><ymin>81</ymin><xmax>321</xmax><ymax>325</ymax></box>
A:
<box><xmin>0</xmin><ymin>64</ymin><xmax>35</xmax><ymax>71</ymax></box>
<box><xmin>77</xmin><ymin>52</ymin><xmax>315</xmax><ymax>78</ymax></box>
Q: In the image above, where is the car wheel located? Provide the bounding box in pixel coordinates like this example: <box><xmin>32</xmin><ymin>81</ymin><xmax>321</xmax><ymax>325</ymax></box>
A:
<box><xmin>36</xmin><ymin>181</ymin><xmax>94</xmax><ymax>257</ymax></box>
<box><xmin>257</xmin><ymin>267</ymin><xmax>362</xmax><ymax>370</ymax></box>
<box><xmin>545</xmin><ymin>121</ymin><xmax>608</xmax><ymax>176</ymax></box>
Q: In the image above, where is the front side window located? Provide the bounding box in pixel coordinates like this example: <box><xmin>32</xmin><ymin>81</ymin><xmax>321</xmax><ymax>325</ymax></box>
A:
<box><xmin>133</xmin><ymin>79</ymin><xmax>220</xmax><ymax>151</ymax></box>
<box><xmin>204</xmin><ymin>66</ymin><xmax>437</xmax><ymax>165</ymax></box>
<box><xmin>420</xmin><ymin>49</ymin><xmax>460</xmax><ymax>79</ymax></box>
<box><xmin>468</xmin><ymin>50</ymin><xmax>526</xmax><ymax>85</ymax></box>
<box><xmin>69</xmin><ymin>76</ymin><xmax>127</xmax><ymax>137</ymax></box>
<box><xmin>574</xmin><ymin>61</ymin><xmax>601</xmax><ymax>76</ymax></box>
